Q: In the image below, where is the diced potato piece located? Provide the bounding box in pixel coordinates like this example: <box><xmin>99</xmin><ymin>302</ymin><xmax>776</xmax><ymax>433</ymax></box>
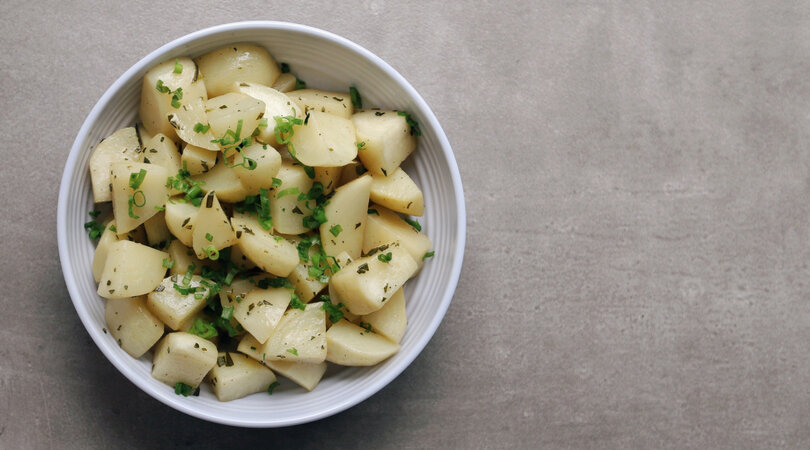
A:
<box><xmin>237</xmin><ymin>334</ymin><xmax>328</xmax><ymax>391</ymax></box>
<box><xmin>231</xmin><ymin>214</ymin><xmax>298</xmax><ymax>276</ymax></box>
<box><xmin>353</xmin><ymin>110</ymin><xmax>416</xmax><ymax>177</ymax></box>
<box><xmin>110</xmin><ymin>162</ymin><xmax>170</xmax><ymax>234</ymax></box>
<box><xmin>233</xmin><ymin>287</ymin><xmax>291</xmax><ymax>344</ymax></box>
<box><xmin>272</xmin><ymin>73</ymin><xmax>297</xmax><ymax>93</ymax></box>
<box><xmin>164</xmin><ymin>197</ymin><xmax>199</xmax><ymax>247</ymax></box>
<box><xmin>105</xmin><ymin>296</ymin><xmax>165</xmax><ymax>358</ymax></box>
<box><xmin>210</xmin><ymin>352</ymin><xmax>277</xmax><ymax>402</ymax></box>
<box><xmin>191</xmin><ymin>156</ymin><xmax>249</xmax><ymax>203</ymax></box>
<box><xmin>205</xmin><ymin>92</ymin><xmax>266</xmax><ymax>143</ymax></box>
<box><xmin>369</xmin><ymin>167</ymin><xmax>424</xmax><ymax>216</ymax></box>
<box><xmin>139</xmin><ymin>57</ymin><xmax>197</xmax><ymax>139</ymax></box>
<box><xmin>218</xmin><ymin>278</ymin><xmax>255</xmax><ymax>309</ymax></box>
<box><xmin>266</xmin><ymin>360</ymin><xmax>326</xmax><ymax>391</ymax></box>
<box><xmin>288</xmin><ymin>111</ymin><xmax>357</xmax><ymax>167</ymax></box>
<box><xmin>195</xmin><ymin>44</ymin><xmax>281</xmax><ymax>98</ymax></box>
<box><xmin>364</xmin><ymin>205</ymin><xmax>432</xmax><ymax>269</ymax></box>
<box><xmin>229</xmin><ymin>244</ymin><xmax>256</xmax><ymax>271</ymax></box>
<box><xmin>142</xmin><ymin>133</ymin><xmax>181</xmax><ymax>175</ymax></box>
<box><xmin>89</xmin><ymin>127</ymin><xmax>142</xmax><ymax>203</ymax></box>
<box><xmin>325</xmin><ymin>319</ymin><xmax>400</xmax><ymax>366</ymax></box>
<box><xmin>328</xmin><ymin>242</ymin><xmax>417</xmax><ymax>315</ymax></box>
<box><xmin>192</xmin><ymin>192</ymin><xmax>237</xmax><ymax>260</ymax></box>
<box><xmin>92</xmin><ymin>220</ymin><xmax>117</xmax><ymax>283</ymax></box>
<box><xmin>97</xmin><ymin>240</ymin><xmax>168</xmax><ymax>299</ymax></box>
<box><xmin>262</xmin><ymin>303</ymin><xmax>326</xmax><ymax>363</ymax></box>
<box><xmin>235</xmin><ymin>82</ymin><xmax>300</xmax><ymax>146</ymax></box>
<box><xmin>144</xmin><ymin>211</ymin><xmax>171</xmax><ymax>246</ymax></box>
<box><xmin>146</xmin><ymin>274</ymin><xmax>211</xmax><ymax>330</ymax></box>
<box><xmin>166</xmin><ymin>240</ymin><xmax>210</xmax><ymax>276</ymax></box>
<box><xmin>231</xmin><ymin>140</ymin><xmax>282</xmax><ymax>195</ymax></box>
<box><xmin>151</xmin><ymin>332</ymin><xmax>218</xmax><ymax>388</ymax></box>
<box><xmin>181</xmin><ymin>144</ymin><xmax>218</xmax><ymax>175</ymax></box>
<box><xmin>313</xmin><ymin>166</ymin><xmax>342</xmax><ymax>195</ymax></box>
<box><xmin>337</xmin><ymin>160</ymin><xmax>367</xmax><ymax>187</ymax></box>
<box><xmin>320</xmin><ymin>174</ymin><xmax>372</xmax><ymax>259</ymax></box>
<box><xmin>360</xmin><ymin>288</ymin><xmax>407</xmax><ymax>344</ymax></box>
<box><xmin>270</xmin><ymin>161</ymin><xmax>314</xmax><ymax>234</ymax></box>
<box><xmin>289</xmin><ymin>89</ymin><xmax>354</xmax><ymax>119</ymax></box>
<box><xmin>167</xmin><ymin>83</ymin><xmax>219</xmax><ymax>151</ymax></box>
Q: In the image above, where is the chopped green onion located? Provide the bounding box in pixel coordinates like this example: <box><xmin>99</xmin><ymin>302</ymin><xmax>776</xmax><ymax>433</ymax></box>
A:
<box><xmin>276</xmin><ymin>187</ymin><xmax>299</xmax><ymax>199</ymax></box>
<box><xmin>349</xmin><ymin>86</ymin><xmax>362</xmax><ymax>109</ymax></box>
<box><xmin>271</xmin><ymin>178</ymin><xmax>282</xmax><ymax>188</ymax></box>
<box><xmin>188</xmin><ymin>318</ymin><xmax>218</xmax><ymax>339</ymax></box>
<box><xmin>289</xmin><ymin>293</ymin><xmax>306</xmax><ymax>310</ymax></box>
<box><xmin>88</xmin><ymin>210</ymin><xmax>101</xmax><ymax>218</ymax></box>
<box><xmin>321</xmin><ymin>300</ymin><xmax>344</xmax><ymax>323</ymax></box>
<box><xmin>329</xmin><ymin>224</ymin><xmax>342</xmax><ymax>237</ymax></box>
<box><xmin>404</xmin><ymin>218</ymin><xmax>422</xmax><ymax>232</ymax></box>
<box><xmin>129</xmin><ymin>169</ymin><xmax>147</xmax><ymax>189</ymax></box>
<box><xmin>423</xmin><ymin>251</ymin><xmax>435</xmax><ymax>260</ymax></box>
<box><xmin>173</xmin><ymin>59</ymin><xmax>183</xmax><ymax>74</ymax></box>
<box><xmin>221</xmin><ymin>305</ymin><xmax>234</xmax><ymax>321</ymax></box>
<box><xmin>162</xmin><ymin>258</ymin><xmax>174</xmax><ymax>269</ymax></box>
<box><xmin>204</xmin><ymin>245</ymin><xmax>220</xmax><ymax>260</ymax></box>
<box><xmin>356</xmin><ymin>141</ymin><xmax>366</xmax><ymax>151</ymax></box>
<box><xmin>84</xmin><ymin>220</ymin><xmax>105</xmax><ymax>240</ymax></box>
<box><xmin>267</xmin><ymin>381</ymin><xmax>280</xmax><ymax>394</ymax></box>
<box><xmin>193</xmin><ymin>123</ymin><xmax>210</xmax><ymax>133</ymax></box>
<box><xmin>359</xmin><ymin>321</ymin><xmax>373</xmax><ymax>333</ymax></box>
<box><xmin>377</xmin><ymin>252</ymin><xmax>392</xmax><ymax>263</ymax></box>
<box><xmin>205</xmin><ymin>232</ymin><xmax>214</xmax><ymax>242</ymax></box>
<box><xmin>397</xmin><ymin>111</ymin><xmax>422</xmax><ymax>136</ymax></box>
<box><xmin>174</xmin><ymin>382</ymin><xmax>194</xmax><ymax>396</ymax></box>
<box><xmin>286</xmin><ymin>348</ymin><xmax>298</xmax><ymax>356</ymax></box>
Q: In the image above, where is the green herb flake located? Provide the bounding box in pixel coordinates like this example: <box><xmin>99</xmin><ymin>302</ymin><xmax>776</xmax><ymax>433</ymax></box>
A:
<box><xmin>377</xmin><ymin>252</ymin><xmax>393</xmax><ymax>263</ymax></box>
<box><xmin>329</xmin><ymin>224</ymin><xmax>343</xmax><ymax>237</ymax></box>
<box><xmin>173</xmin><ymin>59</ymin><xmax>183</xmax><ymax>74</ymax></box>
<box><xmin>205</xmin><ymin>232</ymin><xmax>214</xmax><ymax>242</ymax></box>
<box><xmin>286</xmin><ymin>348</ymin><xmax>298</xmax><ymax>356</ymax></box>
<box><xmin>349</xmin><ymin>86</ymin><xmax>363</xmax><ymax>109</ymax></box>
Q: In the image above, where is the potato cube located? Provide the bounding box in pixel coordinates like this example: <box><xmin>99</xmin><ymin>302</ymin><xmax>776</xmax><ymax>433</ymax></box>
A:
<box><xmin>209</xmin><ymin>352</ymin><xmax>277</xmax><ymax>402</ymax></box>
<box><xmin>92</xmin><ymin>220</ymin><xmax>117</xmax><ymax>283</ymax></box>
<box><xmin>89</xmin><ymin>127</ymin><xmax>142</xmax><ymax>203</ymax></box>
<box><xmin>325</xmin><ymin>319</ymin><xmax>400</xmax><ymax>366</ymax></box>
<box><xmin>233</xmin><ymin>287</ymin><xmax>291</xmax><ymax>344</ymax></box>
<box><xmin>191</xmin><ymin>156</ymin><xmax>249</xmax><ymax>203</ymax></box>
<box><xmin>231</xmin><ymin>140</ymin><xmax>281</xmax><ymax>195</ymax></box>
<box><xmin>139</xmin><ymin>57</ymin><xmax>198</xmax><ymax>140</ymax></box>
<box><xmin>369</xmin><ymin>167</ymin><xmax>424</xmax><ymax>216</ymax></box>
<box><xmin>97</xmin><ymin>240</ymin><xmax>168</xmax><ymax>299</ymax></box>
<box><xmin>364</xmin><ymin>205</ymin><xmax>432</xmax><ymax>269</ymax></box>
<box><xmin>353</xmin><ymin>110</ymin><xmax>416</xmax><ymax>177</ymax></box>
<box><xmin>110</xmin><ymin>162</ymin><xmax>170</xmax><ymax>234</ymax></box>
<box><xmin>167</xmin><ymin>82</ymin><xmax>219</xmax><ymax>151</ymax></box>
<box><xmin>235</xmin><ymin>82</ymin><xmax>300</xmax><ymax>146</ymax></box>
<box><xmin>360</xmin><ymin>287</ymin><xmax>407</xmax><ymax>343</ymax></box>
<box><xmin>270</xmin><ymin>161</ymin><xmax>314</xmax><ymax>235</ymax></box>
<box><xmin>288</xmin><ymin>111</ymin><xmax>357</xmax><ymax>167</ymax></box>
<box><xmin>192</xmin><ymin>192</ymin><xmax>237</xmax><ymax>260</ymax></box>
<box><xmin>320</xmin><ymin>174</ymin><xmax>372</xmax><ymax>259</ymax></box>
<box><xmin>195</xmin><ymin>44</ymin><xmax>281</xmax><ymax>98</ymax></box>
<box><xmin>142</xmin><ymin>133</ymin><xmax>181</xmax><ymax>175</ymax></box>
<box><xmin>231</xmin><ymin>213</ymin><xmax>298</xmax><ymax>277</ymax></box>
<box><xmin>328</xmin><ymin>242</ymin><xmax>417</xmax><ymax>315</ymax></box>
<box><xmin>261</xmin><ymin>302</ymin><xmax>326</xmax><ymax>363</ymax></box>
<box><xmin>164</xmin><ymin>197</ymin><xmax>199</xmax><ymax>247</ymax></box>
<box><xmin>237</xmin><ymin>334</ymin><xmax>327</xmax><ymax>391</ymax></box>
<box><xmin>143</xmin><ymin>211</ymin><xmax>171</xmax><ymax>246</ymax></box>
<box><xmin>271</xmin><ymin>73</ymin><xmax>297</xmax><ymax>93</ymax></box>
<box><xmin>205</xmin><ymin>92</ymin><xmax>265</xmax><ymax>142</ymax></box>
<box><xmin>151</xmin><ymin>332</ymin><xmax>218</xmax><ymax>388</ymax></box>
<box><xmin>181</xmin><ymin>143</ymin><xmax>218</xmax><ymax>176</ymax></box>
<box><xmin>146</xmin><ymin>274</ymin><xmax>212</xmax><ymax>330</ymax></box>
<box><xmin>289</xmin><ymin>89</ymin><xmax>354</xmax><ymax>119</ymax></box>
<box><xmin>105</xmin><ymin>296</ymin><xmax>165</xmax><ymax>358</ymax></box>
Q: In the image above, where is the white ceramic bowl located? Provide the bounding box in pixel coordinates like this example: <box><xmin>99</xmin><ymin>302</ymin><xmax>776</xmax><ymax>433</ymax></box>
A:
<box><xmin>57</xmin><ymin>21</ymin><xmax>465</xmax><ymax>427</ymax></box>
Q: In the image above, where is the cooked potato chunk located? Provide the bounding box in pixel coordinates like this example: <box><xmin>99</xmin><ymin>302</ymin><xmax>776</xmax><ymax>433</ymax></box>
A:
<box><xmin>353</xmin><ymin>110</ymin><xmax>416</xmax><ymax>177</ymax></box>
<box><xmin>192</xmin><ymin>192</ymin><xmax>237</xmax><ymax>260</ymax></box>
<box><xmin>238</xmin><ymin>334</ymin><xmax>327</xmax><ymax>391</ymax></box>
<box><xmin>164</xmin><ymin>197</ymin><xmax>199</xmax><ymax>247</ymax></box>
<box><xmin>167</xmin><ymin>83</ymin><xmax>219</xmax><ymax>151</ymax></box>
<box><xmin>97</xmin><ymin>240</ymin><xmax>168</xmax><ymax>299</ymax></box>
<box><xmin>325</xmin><ymin>319</ymin><xmax>400</xmax><ymax>366</ymax></box>
<box><xmin>233</xmin><ymin>287</ymin><xmax>291</xmax><ymax>344</ymax></box>
<box><xmin>262</xmin><ymin>302</ymin><xmax>327</xmax><ymax>363</ymax></box>
<box><xmin>191</xmin><ymin>156</ymin><xmax>249</xmax><ymax>203</ymax></box>
<box><xmin>143</xmin><ymin>212</ymin><xmax>171</xmax><ymax>246</ymax></box>
<box><xmin>142</xmin><ymin>133</ymin><xmax>181</xmax><ymax>175</ymax></box>
<box><xmin>271</xmin><ymin>73</ymin><xmax>297</xmax><ymax>93</ymax></box>
<box><xmin>235</xmin><ymin>82</ymin><xmax>300</xmax><ymax>146</ymax></box>
<box><xmin>314</xmin><ymin>166</ymin><xmax>342</xmax><ymax>194</ymax></box>
<box><xmin>195</xmin><ymin>44</ymin><xmax>281</xmax><ymax>98</ymax></box>
<box><xmin>89</xmin><ymin>127</ymin><xmax>142</xmax><ymax>203</ymax></box>
<box><xmin>139</xmin><ymin>57</ymin><xmax>197</xmax><ymax>139</ymax></box>
<box><xmin>364</xmin><ymin>205</ymin><xmax>432</xmax><ymax>269</ymax></box>
<box><xmin>328</xmin><ymin>242</ymin><xmax>417</xmax><ymax>315</ymax></box>
<box><xmin>270</xmin><ymin>161</ymin><xmax>314</xmax><ymax>235</ymax></box>
<box><xmin>320</xmin><ymin>174</ymin><xmax>372</xmax><ymax>258</ymax></box>
<box><xmin>146</xmin><ymin>274</ymin><xmax>211</xmax><ymax>330</ymax></box>
<box><xmin>110</xmin><ymin>162</ymin><xmax>170</xmax><ymax>234</ymax></box>
<box><xmin>288</xmin><ymin>111</ymin><xmax>357</xmax><ymax>167</ymax></box>
<box><xmin>231</xmin><ymin>140</ymin><xmax>281</xmax><ymax>195</ymax></box>
<box><xmin>105</xmin><ymin>296</ymin><xmax>165</xmax><ymax>358</ymax></box>
<box><xmin>231</xmin><ymin>213</ymin><xmax>298</xmax><ymax>276</ymax></box>
<box><xmin>152</xmin><ymin>332</ymin><xmax>218</xmax><ymax>388</ymax></box>
<box><xmin>205</xmin><ymin>92</ymin><xmax>265</xmax><ymax>143</ymax></box>
<box><xmin>289</xmin><ymin>89</ymin><xmax>354</xmax><ymax>119</ymax></box>
<box><xmin>369</xmin><ymin>167</ymin><xmax>424</xmax><ymax>216</ymax></box>
<box><xmin>181</xmin><ymin>143</ymin><xmax>218</xmax><ymax>175</ymax></box>
<box><xmin>360</xmin><ymin>287</ymin><xmax>407</xmax><ymax>344</ymax></box>
<box><xmin>166</xmin><ymin>240</ymin><xmax>210</xmax><ymax>276</ymax></box>
<box><xmin>210</xmin><ymin>352</ymin><xmax>277</xmax><ymax>402</ymax></box>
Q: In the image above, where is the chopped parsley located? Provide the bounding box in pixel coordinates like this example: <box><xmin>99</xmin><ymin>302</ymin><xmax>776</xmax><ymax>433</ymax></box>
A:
<box><xmin>156</xmin><ymin>79</ymin><xmax>183</xmax><ymax>108</ymax></box>
<box><xmin>359</xmin><ymin>321</ymin><xmax>373</xmax><ymax>333</ymax></box>
<box><xmin>321</xmin><ymin>300</ymin><xmax>344</xmax><ymax>323</ymax></box>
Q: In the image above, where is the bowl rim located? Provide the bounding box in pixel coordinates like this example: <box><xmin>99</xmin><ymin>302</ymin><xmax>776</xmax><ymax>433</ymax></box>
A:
<box><xmin>57</xmin><ymin>20</ymin><xmax>466</xmax><ymax>427</ymax></box>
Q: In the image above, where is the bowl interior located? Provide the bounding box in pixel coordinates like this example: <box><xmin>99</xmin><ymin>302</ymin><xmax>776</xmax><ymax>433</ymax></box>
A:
<box><xmin>58</xmin><ymin>21</ymin><xmax>464</xmax><ymax>427</ymax></box>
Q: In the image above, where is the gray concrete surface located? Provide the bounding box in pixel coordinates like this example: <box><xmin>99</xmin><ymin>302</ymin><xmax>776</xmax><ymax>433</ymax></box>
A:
<box><xmin>3</xmin><ymin>0</ymin><xmax>810</xmax><ymax>448</ymax></box>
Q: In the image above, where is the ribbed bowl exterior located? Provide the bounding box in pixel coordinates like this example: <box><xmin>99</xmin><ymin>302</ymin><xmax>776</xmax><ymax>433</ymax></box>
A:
<box><xmin>57</xmin><ymin>22</ymin><xmax>465</xmax><ymax>427</ymax></box>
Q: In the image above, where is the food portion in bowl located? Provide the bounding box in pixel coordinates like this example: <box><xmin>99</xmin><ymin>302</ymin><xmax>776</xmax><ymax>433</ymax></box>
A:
<box><xmin>83</xmin><ymin>43</ymin><xmax>434</xmax><ymax>402</ymax></box>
